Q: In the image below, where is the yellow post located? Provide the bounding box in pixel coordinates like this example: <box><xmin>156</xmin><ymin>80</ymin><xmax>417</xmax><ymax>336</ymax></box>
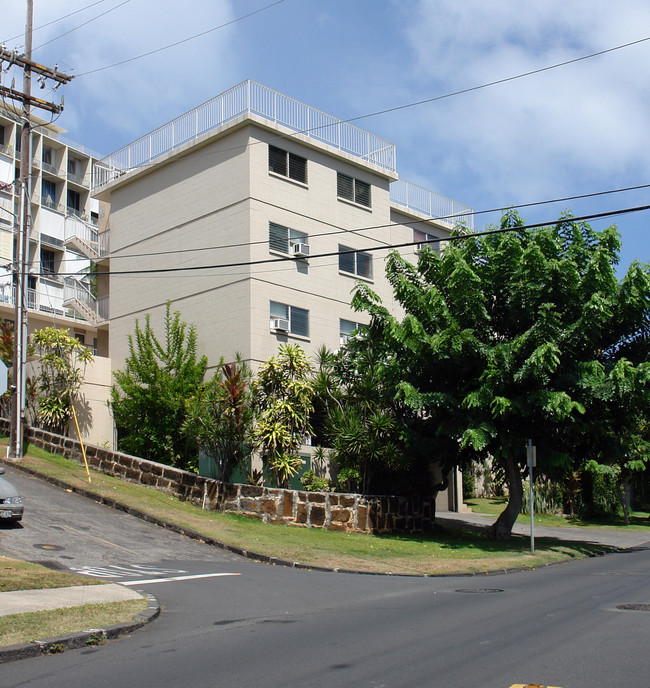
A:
<box><xmin>71</xmin><ymin>403</ymin><xmax>91</xmax><ymax>483</ymax></box>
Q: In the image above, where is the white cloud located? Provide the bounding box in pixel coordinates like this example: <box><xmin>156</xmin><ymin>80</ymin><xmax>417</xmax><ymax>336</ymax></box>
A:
<box><xmin>393</xmin><ymin>0</ymin><xmax>650</xmax><ymax>203</ymax></box>
<box><xmin>3</xmin><ymin>1</ymin><xmax>240</xmax><ymax>153</ymax></box>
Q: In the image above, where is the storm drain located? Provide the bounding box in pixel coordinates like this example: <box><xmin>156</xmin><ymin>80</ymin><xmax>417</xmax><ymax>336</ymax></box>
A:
<box><xmin>455</xmin><ymin>588</ymin><xmax>504</xmax><ymax>594</ymax></box>
<box><xmin>617</xmin><ymin>603</ymin><xmax>650</xmax><ymax>612</ymax></box>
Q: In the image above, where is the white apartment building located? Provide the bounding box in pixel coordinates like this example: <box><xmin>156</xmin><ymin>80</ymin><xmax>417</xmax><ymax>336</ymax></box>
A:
<box><xmin>2</xmin><ymin>81</ymin><xmax>473</xmax><ymax>507</ymax></box>
<box><xmin>0</xmin><ymin>104</ymin><xmax>113</xmax><ymax>446</ymax></box>
<box><xmin>93</xmin><ymin>80</ymin><xmax>473</xmax><ymax>373</ymax></box>
<box><xmin>92</xmin><ymin>80</ymin><xmax>473</xmax><ymax>507</ymax></box>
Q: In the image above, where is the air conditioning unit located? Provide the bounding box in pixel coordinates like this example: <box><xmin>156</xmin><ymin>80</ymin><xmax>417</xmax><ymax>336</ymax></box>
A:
<box><xmin>291</xmin><ymin>242</ymin><xmax>311</xmax><ymax>258</ymax></box>
<box><xmin>271</xmin><ymin>318</ymin><xmax>290</xmax><ymax>332</ymax></box>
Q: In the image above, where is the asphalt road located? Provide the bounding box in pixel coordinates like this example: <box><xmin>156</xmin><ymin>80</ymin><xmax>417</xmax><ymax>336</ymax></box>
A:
<box><xmin>2</xmin><ymin>466</ymin><xmax>650</xmax><ymax>688</ymax></box>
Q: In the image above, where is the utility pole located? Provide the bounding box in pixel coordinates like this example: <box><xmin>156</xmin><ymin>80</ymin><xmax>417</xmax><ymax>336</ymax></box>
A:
<box><xmin>3</xmin><ymin>0</ymin><xmax>73</xmax><ymax>458</ymax></box>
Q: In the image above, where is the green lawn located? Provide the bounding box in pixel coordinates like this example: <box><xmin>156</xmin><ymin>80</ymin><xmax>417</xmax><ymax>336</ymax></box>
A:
<box><xmin>0</xmin><ymin>440</ymin><xmax>616</xmax><ymax>576</ymax></box>
<box><xmin>465</xmin><ymin>497</ymin><xmax>650</xmax><ymax>530</ymax></box>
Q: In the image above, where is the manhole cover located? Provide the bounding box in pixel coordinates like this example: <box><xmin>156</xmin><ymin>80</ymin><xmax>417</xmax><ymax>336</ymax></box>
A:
<box><xmin>617</xmin><ymin>603</ymin><xmax>650</xmax><ymax>612</ymax></box>
<box><xmin>455</xmin><ymin>588</ymin><xmax>504</xmax><ymax>594</ymax></box>
<box><xmin>33</xmin><ymin>544</ymin><xmax>65</xmax><ymax>552</ymax></box>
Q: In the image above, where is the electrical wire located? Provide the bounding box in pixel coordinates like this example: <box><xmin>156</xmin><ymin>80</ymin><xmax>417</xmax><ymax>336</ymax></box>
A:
<box><xmin>74</xmin><ymin>0</ymin><xmax>288</xmax><ymax>77</ymax></box>
<box><xmin>41</xmin><ymin>204</ymin><xmax>650</xmax><ymax>279</ymax></box>
<box><xmin>56</xmin><ymin>181</ymin><xmax>650</xmax><ymax>265</ymax></box>
<box><xmin>32</xmin><ymin>1</ymin><xmax>131</xmax><ymax>53</ymax></box>
<box><xmin>1</xmin><ymin>0</ymin><xmax>112</xmax><ymax>45</ymax></box>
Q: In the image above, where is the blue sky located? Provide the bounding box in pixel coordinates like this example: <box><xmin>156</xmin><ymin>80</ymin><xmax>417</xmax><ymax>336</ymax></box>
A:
<box><xmin>3</xmin><ymin>0</ymin><xmax>649</xmax><ymax>274</ymax></box>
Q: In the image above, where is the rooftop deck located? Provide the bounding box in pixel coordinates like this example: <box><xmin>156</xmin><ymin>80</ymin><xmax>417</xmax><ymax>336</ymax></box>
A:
<box><xmin>91</xmin><ymin>80</ymin><xmax>473</xmax><ymax>229</ymax></box>
<box><xmin>93</xmin><ymin>80</ymin><xmax>397</xmax><ymax>188</ymax></box>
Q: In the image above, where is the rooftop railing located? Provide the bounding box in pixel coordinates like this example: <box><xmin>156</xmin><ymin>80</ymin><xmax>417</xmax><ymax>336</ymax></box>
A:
<box><xmin>93</xmin><ymin>80</ymin><xmax>397</xmax><ymax>189</ymax></box>
<box><xmin>390</xmin><ymin>179</ymin><xmax>474</xmax><ymax>231</ymax></box>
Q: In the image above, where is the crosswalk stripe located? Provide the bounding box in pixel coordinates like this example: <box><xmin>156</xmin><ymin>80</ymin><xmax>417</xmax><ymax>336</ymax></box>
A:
<box><xmin>121</xmin><ymin>572</ymin><xmax>241</xmax><ymax>585</ymax></box>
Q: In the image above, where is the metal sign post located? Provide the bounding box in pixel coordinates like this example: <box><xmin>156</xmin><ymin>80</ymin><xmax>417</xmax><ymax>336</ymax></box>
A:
<box><xmin>527</xmin><ymin>439</ymin><xmax>536</xmax><ymax>555</ymax></box>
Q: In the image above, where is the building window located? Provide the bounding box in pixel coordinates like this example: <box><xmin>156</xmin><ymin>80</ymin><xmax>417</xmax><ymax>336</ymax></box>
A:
<box><xmin>337</xmin><ymin>172</ymin><xmax>371</xmax><ymax>208</ymax></box>
<box><xmin>269</xmin><ymin>222</ymin><xmax>308</xmax><ymax>254</ymax></box>
<box><xmin>40</xmin><ymin>248</ymin><xmax>55</xmax><ymax>275</ymax></box>
<box><xmin>67</xmin><ymin>189</ymin><xmax>81</xmax><ymax>215</ymax></box>
<box><xmin>338</xmin><ymin>244</ymin><xmax>372</xmax><ymax>279</ymax></box>
<box><xmin>42</xmin><ymin>146</ymin><xmax>54</xmax><ymax>168</ymax></box>
<box><xmin>41</xmin><ymin>179</ymin><xmax>56</xmax><ymax>208</ymax></box>
<box><xmin>270</xmin><ymin>301</ymin><xmax>309</xmax><ymax>338</ymax></box>
<box><xmin>268</xmin><ymin>145</ymin><xmax>307</xmax><ymax>184</ymax></box>
<box><xmin>414</xmin><ymin>229</ymin><xmax>439</xmax><ymax>251</ymax></box>
<box><xmin>339</xmin><ymin>319</ymin><xmax>363</xmax><ymax>345</ymax></box>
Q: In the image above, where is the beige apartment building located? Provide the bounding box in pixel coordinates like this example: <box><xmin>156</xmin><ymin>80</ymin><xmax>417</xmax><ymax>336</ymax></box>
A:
<box><xmin>93</xmin><ymin>80</ymin><xmax>473</xmax><ymax>374</ymax></box>
<box><xmin>0</xmin><ymin>104</ymin><xmax>113</xmax><ymax>446</ymax></box>
<box><xmin>92</xmin><ymin>80</ymin><xmax>472</xmax><ymax>508</ymax></box>
<box><xmin>2</xmin><ymin>81</ymin><xmax>473</xmax><ymax>508</ymax></box>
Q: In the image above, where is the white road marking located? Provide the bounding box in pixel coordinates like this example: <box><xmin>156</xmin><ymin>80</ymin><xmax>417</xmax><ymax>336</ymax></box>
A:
<box><xmin>72</xmin><ymin>564</ymin><xmax>188</xmax><ymax>579</ymax></box>
<box><xmin>121</xmin><ymin>572</ymin><xmax>241</xmax><ymax>585</ymax></box>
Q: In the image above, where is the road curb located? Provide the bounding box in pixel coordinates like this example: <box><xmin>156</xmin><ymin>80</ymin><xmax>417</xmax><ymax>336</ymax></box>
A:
<box><xmin>0</xmin><ymin>591</ymin><xmax>159</xmax><ymax>664</ymax></box>
<box><xmin>1</xmin><ymin>458</ymin><xmax>619</xmax><ymax>579</ymax></box>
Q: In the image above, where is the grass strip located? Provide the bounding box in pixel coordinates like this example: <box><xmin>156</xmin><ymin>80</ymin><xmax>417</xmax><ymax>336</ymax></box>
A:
<box><xmin>0</xmin><ymin>599</ymin><xmax>148</xmax><ymax>647</ymax></box>
<box><xmin>3</xmin><ymin>442</ymin><xmax>613</xmax><ymax>575</ymax></box>
<box><xmin>0</xmin><ymin>557</ymin><xmax>105</xmax><ymax>593</ymax></box>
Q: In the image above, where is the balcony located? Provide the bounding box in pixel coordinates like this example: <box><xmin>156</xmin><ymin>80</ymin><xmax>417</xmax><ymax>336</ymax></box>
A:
<box><xmin>67</xmin><ymin>170</ymin><xmax>89</xmax><ymax>187</ymax></box>
<box><xmin>94</xmin><ymin>80</ymin><xmax>397</xmax><ymax>188</ymax></box>
<box><xmin>63</xmin><ymin>215</ymin><xmax>109</xmax><ymax>260</ymax></box>
<box><xmin>390</xmin><ymin>179</ymin><xmax>474</xmax><ymax>231</ymax></box>
<box><xmin>63</xmin><ymin>277</ymin><xmax>109</xmax><ymax>326</ymax></box>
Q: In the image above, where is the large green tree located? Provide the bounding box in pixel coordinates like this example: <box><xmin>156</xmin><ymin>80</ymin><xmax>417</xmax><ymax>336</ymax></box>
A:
<box><xmin>353</xmin><ymin>211</ymin><xmax>650</xmax><ymax>539</ymax></box>
<box><xmin>111</xmin><ymin>303</ymin><xmax>207</xmax><ymax>470</ymax></box>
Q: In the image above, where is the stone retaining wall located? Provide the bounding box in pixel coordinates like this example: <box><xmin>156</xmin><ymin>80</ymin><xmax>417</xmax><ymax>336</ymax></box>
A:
<box><xmin>3</xmin><ymin>421</ymin><xmax>437</xmax><ymax>534</ymax></box>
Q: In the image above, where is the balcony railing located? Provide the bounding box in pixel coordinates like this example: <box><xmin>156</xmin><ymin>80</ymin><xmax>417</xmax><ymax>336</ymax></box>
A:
<box><xmin>63</xmin><ymin>277</ymin><xmax>108</xmax><ymax>323</ymax></box>
<box><xmin>94</xmin><ymin>80</ymin><xmax>397</xmax><ymax>188</ymax></box>
<box><xmin>67</xmin><ymin>170</ymin><xmax>89</xmax><ymax>187</ymax></box>
<box><xmin>64</xmin><ymin>214</ymin><xmax>102</xmax><ymax>257</ymax></box>
<box><xmin>390</xmin><ymin>179</ymin><xmax>474</xmax><ymax>230</ymax></box>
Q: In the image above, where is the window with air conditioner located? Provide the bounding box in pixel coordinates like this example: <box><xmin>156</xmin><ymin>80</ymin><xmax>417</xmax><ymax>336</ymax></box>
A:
<box><xmin>268</xmin><ymin>145</ymin><xmax>307</xmax><ymax>184</ymax></box>
<box><xmin>337</xmin><ymin>172</ymin><xmax>371</xmax><ymax>208</ymax></box>
<box><xmin>339</xmin><ymin>319</ymin><xmax>363</xmax><ymax>345</ymax></box>
<box><xmin>270</xmin><ymin>301</ymin><xmax>309</xmax><ymax>337</ymax></box>
<box><xmin>269</xmin><ymin>222</ymin><xmax>309</xmax><ymax>256</ymax></box>
<box><xmin>338</xmin><ymin>244</ymin><xmax>373</xmax><ymax>279</ymax></box>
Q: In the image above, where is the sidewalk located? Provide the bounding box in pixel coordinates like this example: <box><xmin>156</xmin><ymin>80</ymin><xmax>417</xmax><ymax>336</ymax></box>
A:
<box><xmin>436</xmin><ymin>510</ymin><xmax>650</xmax><ymax>549</ymax></box>
<box><xmin>0</xmin><ymin>583</ymin><xmax>144</xmax><ymax>617</ymax></box>
<box><xmin>0</xmin><ymin>584</ymin><xmax>159</xmax><ymax>664</ymax></box>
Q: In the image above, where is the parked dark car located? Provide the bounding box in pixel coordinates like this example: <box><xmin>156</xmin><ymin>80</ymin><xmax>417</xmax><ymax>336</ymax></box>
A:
<box><xmin>0</xmin><ymin>466</ymin><xmax>23</xmax><ymax>522</ymax></box>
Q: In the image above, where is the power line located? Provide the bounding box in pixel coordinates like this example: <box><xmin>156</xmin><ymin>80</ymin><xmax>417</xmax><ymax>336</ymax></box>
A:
<box><xmin>344</xmin><ymin>35</ymin><xmax>650</xmax><ymax>127</ymax></box>
<box><xmin>47</xmin><ymin>204</ymin><xmax>650</xmax><ymax>279</ymax></box>
<box><xmin>75</xmin><ymin>0</ymin><xmax>288</xmax><ymax>77</ymax></box>
<box><xmin>32</xmin><ymin>1</ymin><xmax>131</xmax><ymax>53</ymax></box>
<box><xmin>1</xmin><ymin>0</ymin><xmax>112</xmax><ymax>45</ymax></box>
<box><xmin>57</xmin><ymin>181</ymin><xmax>650</xmax><ymax>265</ymax></box>
<box><xmin>91</xmin><ymin>31</ymin><xmax>650</xmax><ymax>187</ymax></box>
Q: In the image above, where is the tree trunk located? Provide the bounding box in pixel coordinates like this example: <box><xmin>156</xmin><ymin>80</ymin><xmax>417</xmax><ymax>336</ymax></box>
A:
<box><xmin>615</xmin><ymin>475</ymin><xmax>630</xmax><ymax>525</ymax></box>
<box><xmin>489</xmin><ymin>453</ymin><xmax>523</xmax><ymax>541</ymax></box>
